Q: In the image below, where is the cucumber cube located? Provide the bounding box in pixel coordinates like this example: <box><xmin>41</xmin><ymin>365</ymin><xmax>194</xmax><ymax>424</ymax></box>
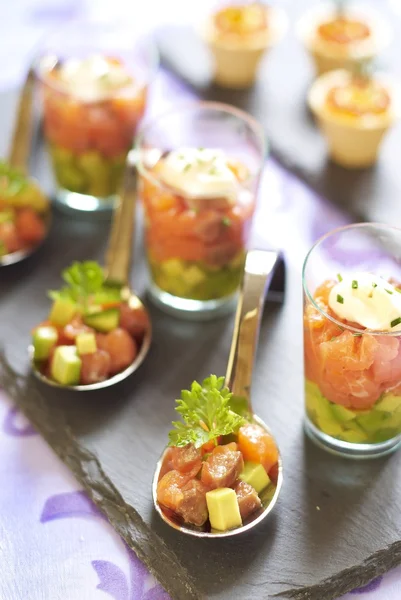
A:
<box><xmin>32</xmin><ymin>326</ymin><xmax>58</xmax><ymax>360</ymax></box>
<box><xmin>51</xmin><ymin>346</ymin><xmax>81</xmax><ymax>386</ymax></box>
<box><xmin>76</xmin><ymin>332</ymin><xmax>97</xmax><ymax>355</ymax></box>
<box><xmin>49</xmin><ymin>297</ymin><xmax>77</xmax><ymax>327</ymax></box>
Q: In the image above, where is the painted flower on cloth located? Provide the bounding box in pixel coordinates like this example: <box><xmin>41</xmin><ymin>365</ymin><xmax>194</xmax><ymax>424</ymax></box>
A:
<box><xmin>41</xmin><ymin>491</ymin><xmax>169</xmax><ymax>600</ymax></box>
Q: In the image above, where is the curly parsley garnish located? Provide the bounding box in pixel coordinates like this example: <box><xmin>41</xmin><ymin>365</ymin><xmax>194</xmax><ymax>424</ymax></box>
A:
<box><xmin>49</xmin><ymin>261</ymin><xmax>121</xmax><ymax>311</ymax></box>
<box><xmin>168</xmin><ymin>375</ymin><xmax>247</xmax><ymax>448</ymax></box>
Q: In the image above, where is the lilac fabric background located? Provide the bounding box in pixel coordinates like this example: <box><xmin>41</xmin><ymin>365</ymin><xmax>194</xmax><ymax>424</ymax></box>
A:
<box><xmin>1</xmin><ymin>1</ymin><xmax>401</xmax><ymax>598</ymax></box>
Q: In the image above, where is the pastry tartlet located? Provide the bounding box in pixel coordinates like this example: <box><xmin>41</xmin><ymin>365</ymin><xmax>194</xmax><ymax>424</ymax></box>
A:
<box><xmin>308</xmin><ymin>69</ymin><xmax>399</xmax><ymax>168</ymax></box>
<box><xmin>202</xmin><ymin>2</ymin><xmax>287</xmax><ymax>88</ymax></box>
<box><xmin>298</xmin><ymin>3</ymin><xmax>391</xmax><ymax>76</ymax></box>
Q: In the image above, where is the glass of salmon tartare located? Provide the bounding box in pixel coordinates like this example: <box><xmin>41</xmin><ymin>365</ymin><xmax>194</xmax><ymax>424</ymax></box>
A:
<box><xmin>303</xmin><ymin>223</ymin><xmax>401</xmax><ymax>458</ymax></box>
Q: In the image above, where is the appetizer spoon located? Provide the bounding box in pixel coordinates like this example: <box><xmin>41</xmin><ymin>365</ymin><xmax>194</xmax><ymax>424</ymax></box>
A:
<box><xmin>0</xmin><ymin>67</ymin><xmax>51</xmax><ymax>266</ymax></box>
<box><xmin>153</xmin><ymin>249</ymin><xmax>284</xmax><ymax>538</ymax></box>
<box><xmin>30</xmin><ymin>163</ymin><xmax>152</xmax><ymax>390</ymax></box>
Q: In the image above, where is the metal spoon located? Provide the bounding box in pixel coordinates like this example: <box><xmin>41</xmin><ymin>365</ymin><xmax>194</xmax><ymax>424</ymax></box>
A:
<box><xmin>30</xmin><ymin>162</ymin><xmax>152</xmax><ymax>390</ymax></box>
<box><xmin>152</xmin><ymin>249</ymin><xmax>284</xmax><ymax>538</ymax></box>
<box><xmin>0</xmin><ymin>67</ymin><xmax>51</xmax><ymax>266</ymax></box>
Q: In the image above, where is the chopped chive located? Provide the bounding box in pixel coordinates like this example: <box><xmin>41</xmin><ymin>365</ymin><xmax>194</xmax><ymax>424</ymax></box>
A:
<box><xmin>198</xmin><ymin>147</ymin><xmax>205</xmax><ymax>152</ymax></box>
<box><xmin>352</xmin><ymin>280</ymin><xmax>358</xmax><ymax>289</ymax></box>
<box><xmin>386</xmin><ymin>289</ymin><xmax>393</xmax><ymax>295</ymax></box>
<box><xmin>372</xmin><ymin>282</ymin><xmax>377</xmax><ymax>288</ymax></box>
<box><xmin>222</xmin><ymin>216</ymin><xmax>231</xmax><ymax>227</ymax></box>
<box><xmin>183</xmin><ymin>163</ymin><xmax>191</xmax><ymax>172</ymax></box>
<box><xmin>330</xmin><ymin>336</ymin><xmax>338</xmax><ymax>341</ymax></box>
<box><xmin>396</xmin><ymin>287</ymin><xmax>401</xmax><ymax>293</ymax></box>
<box><xmin>352</xmin><ymin>333</ymin><xmax>363</xmax><ymax>337</ymax></box>
<box><xmin>209</xmin><ymin>166</ymin><xmax>219</xmax><ymax>175</ymax></box>
<box><xmin>337</xmin><ymin>294</ymin><xmax>344</xmax><ymax>304</ymax></box>
<box><xmin>368</xmin><ymin>291</ymin><xmax>373</xmax><ymax>298</ymax></box>
<box><xmin>391</xmin><ymin>317</ymin><xmax>401</xmax><ymax>328</ymax></box>
<box><xmin>337</xmin><ymin>273</ymin><xmax>343</xmax><ymax>282</ymax></box>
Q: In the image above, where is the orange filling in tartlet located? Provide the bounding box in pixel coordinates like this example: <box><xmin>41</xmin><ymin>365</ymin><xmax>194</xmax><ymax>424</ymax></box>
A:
<box><xmin>317</xmin><ymin>17</ymin><xmax>370</xmax><ymax>45</ymax></box>
<box><xmin>326</xmin><ymin>80</ymin><xmax>390</xmax><ymax>118</ymax></box>
<box><xmin>214</xmin><ymin>3</ymin><xmax>268</xmax><ymax>37</ymax></box>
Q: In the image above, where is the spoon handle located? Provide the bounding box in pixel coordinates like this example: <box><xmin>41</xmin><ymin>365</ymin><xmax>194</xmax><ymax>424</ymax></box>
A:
<box><xmin>8</xmin><ymin>67</ymin><xmax>35</xmax><ymax>173</ymax></box>
<box><xmin>104</xmin><ymin>161</ymin><xmax>137</xmax><ymax>286</ymax></box>
<box><xmin>225</xmin><ymin>249</ymin><xmax>284</xmax><ymax>410</ymax></box>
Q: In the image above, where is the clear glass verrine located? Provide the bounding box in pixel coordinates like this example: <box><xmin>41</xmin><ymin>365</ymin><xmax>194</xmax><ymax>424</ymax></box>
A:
<box><xmin>303</xmin><ymin>223</ymin><xmax>401</xmax><ymax>458</ymax></box>
<box><xmin>136</xmin><ymin>101</ymin><xmax>266</xmax><ymax>319</ymax></box>
<box><xmin>35</xmin><ymin>21</ymin><xmax>158</xmax><ymax>213</ymax></box>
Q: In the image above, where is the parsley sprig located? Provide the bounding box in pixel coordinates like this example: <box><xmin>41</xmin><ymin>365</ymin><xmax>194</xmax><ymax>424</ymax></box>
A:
<box><xmin>49</xmin><ymin>261</ymin><xmax>120</xmax><ymax>311</ymax></box>
<box><xmin>168</xmin><ymin>375</ymin><xmax>247</xmax><ymax>448</ymax></box>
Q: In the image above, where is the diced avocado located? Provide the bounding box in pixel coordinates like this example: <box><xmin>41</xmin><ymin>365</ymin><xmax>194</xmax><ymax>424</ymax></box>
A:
<box><xmin>0</xmin><ymin>209</ymin><xmax>14</xmax><ymax>224</ymax></box>
<box><xmin>78</xmin><ymin>151</ymin><xmax>112</xmax><ymax>198</ymax></box>
<box><xmin>375</xmin><ymin>394</ymin><xmax>401</xmax><ymax>413</ymax></box>
<box><xmin>51</xmin><ymin>346</ymin><xmax>81</xmax><ymax>386</ymax></box>
<box><xmin>206</xmin><ymin>488</ymin><xmax>242</xmax><ymax>532</ymax></box>
<box><xmin>52</xmin><ymin>150</ymin><xmax>87</xmax><ymax>193</ymax></box>
<box><xmin>51</xmin><ymin>145</ymin><xmax>75</xmax><ymax>164</ymax></box>
<box><xmin>32</xmin><ymin>326</ymin><xmax>58</xmax><ymax>360</ymax></box>
<box><xmin>380</xmin><ymin>411</ymin><xmax>401</xmax><ymax>430</ymax></box>
<box><xmin>356</xmin><ymin>410</ymin><xmax>387</xmax><ymax>433</ymax></box>
<box><xmin>0</xmin><ymin>241</ymin><xmax>6</xmax><ymax>257</ymax></box>
<box><xmin>83</xmin><ymin>308</ymin><xmax>119</xmax><ymax>333</ymax></box>
<box><xmin>229</xmin><ymin>251</ymin><xmax>246</xmax><ymax>271</ymax></box>
<box><xmin>331</xmin><ymin>404</ymin><xmax>356</xmax><ymax>423</ymax></box>
<box><xmin>49</xmin><ymin>297</ymin><xmax>77</xmax><ymax>327</ymax></box>
<box><xmin>161</xmin><ymin>259</ymin><xmax>185</xmax><ymax>278</ymax></box>
<box><xmin>183</xmin><ymin>265</ymin><xmax>206</xmax><ymax>287</ymax></box>
<box><xmin>76</xmin><ymin>332</ymin><xmax>97</xmax><ymax>355</ymax></box>
<box><xmin>340</xmin><ymin>421</ymin><xmax>369</xmax><ymax>443</ymax></box>
<box><xmin>239</xmin><ymin>462</ymin><xmax>270</xmax><ymax>494</ymax></box>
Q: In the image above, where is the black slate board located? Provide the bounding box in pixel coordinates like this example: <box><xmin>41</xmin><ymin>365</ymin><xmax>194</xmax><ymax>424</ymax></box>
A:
<box><xmin>157</xmin><ymin>0</ymin><xmax>401</xmax><ymax>225</ymax></box>
<box><xmin>1</xmin><ymin>27</ymin><xmax>401</xmax><ymax>599</ymax></box>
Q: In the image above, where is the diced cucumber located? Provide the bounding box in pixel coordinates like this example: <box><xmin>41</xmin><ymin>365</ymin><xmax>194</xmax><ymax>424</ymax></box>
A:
<box><xmin>83</xmin><ymin>308</ymin><xmax>119</xmax><ymax>332</ymax></box>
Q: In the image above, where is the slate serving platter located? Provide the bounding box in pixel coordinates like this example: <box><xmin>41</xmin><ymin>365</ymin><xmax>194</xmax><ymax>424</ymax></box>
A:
<box><xmin>2</xmin><ymin>10</ymin><xmax>401</xmax><ymax>597</ymax></box>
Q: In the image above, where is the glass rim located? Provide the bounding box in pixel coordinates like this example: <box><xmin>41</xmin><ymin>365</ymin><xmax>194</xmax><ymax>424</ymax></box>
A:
<box><xmin>134</xmin><ymin>100</ymin><xmax>267</xmax><ymax>190</ymax></box>
<box><xmin>32</xmin><ymin>21</ymin><xmax>159</xmax><ymax>98</ymax></box>
<box><xmin>302</xmin><ymin>222</ymin><xmax>401</xmax><ymax>337</ymax></box>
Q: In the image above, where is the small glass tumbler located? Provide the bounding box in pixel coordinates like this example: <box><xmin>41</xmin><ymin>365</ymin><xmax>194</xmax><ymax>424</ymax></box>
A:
<box><xmin>35</xmin><ymin>21</ymin><xmax>158</xmax><ymax>213</ymax></box>
<box><xmin>303</xmin><ymin>223</ymin><xmax>401</xmax><ymax>458</ymax></box>
<box><xmin>136</xmin><ymin>101</ymin><xmax>266</xmax><ymax>319</ymax></box>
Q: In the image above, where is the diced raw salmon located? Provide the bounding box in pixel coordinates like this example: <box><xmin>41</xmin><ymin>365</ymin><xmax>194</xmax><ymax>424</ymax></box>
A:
<box><xmin>234</xmin><ymin>480</ymin><xmax>262</xmax><ymax>520</ymax></box>
<box><xmin>156</xmin><ymin>470</ymin><xmax>188</xmax><ymax>511</ymax></box>
<box><xmin>238</xmin><ymin>423</ymin><xmax>278</xmax><ymax>473</ymax></box>
<box><xmin>177</xmin><ymin>479</ymin><xmax>208</xmax><ymax>527</ymax></box>
<box><xmin>171</xmin><ymin>444</ymin><xmax>202</xmax><ymax>478</ymax></box>
<box><xmin>201</xmin><ymin>443</ymin><xmax>243</xmax><ymax>489</ymax></box>
<box><xmin>80</xmin><ymin>350</ymin><xmax>111</xmax><ymax>385</ymax></box>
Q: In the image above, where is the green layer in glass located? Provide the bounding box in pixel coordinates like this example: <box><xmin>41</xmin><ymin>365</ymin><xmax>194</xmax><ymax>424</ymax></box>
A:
<box><xmin>305</xmin><ymin>379</ymin><xmax>401</xmax><ymax>444</ymax></box>
<box><xmin>49</xmin><ymin>144</ymin><xmax>127</xmax><ymax>198</ymax></box>
<box><xmin>149</xmin><ymin>253</ymin><xmax>246</xmax><ymax>301</ymax></box>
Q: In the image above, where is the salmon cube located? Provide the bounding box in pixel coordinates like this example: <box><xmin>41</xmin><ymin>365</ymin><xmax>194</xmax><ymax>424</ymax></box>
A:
<box><xmin>159</xmin><ymin>448</ymin><xmax>175</xmax><ymax>480</ymax></box>
<box><xmin>201</xmin><ymin>443</ymin><xmax>244</xmax><ymax>489</ymax></box>
<box><xmin>156</xmin><ymin>470</ymin><xmax>188</xmax><ymax>511</ymax></box>
<box><xmin>234</xmin><ymin>480</ymin><xmax>262</xmax><ymax>521</ymax></box>
<box><xmin>238</xmin><ymin>423</ymin><xmax>278</xmax><ymax>473</ymax></box>
<box><xmin>177</xmin><ymin>479</ymin><xmax>209</xmax><ymax>527</ymax></box>
<box><xmin>171</xmin><ymin>444</ymin><xmax>202</xmax><ymax>478</ymax></box>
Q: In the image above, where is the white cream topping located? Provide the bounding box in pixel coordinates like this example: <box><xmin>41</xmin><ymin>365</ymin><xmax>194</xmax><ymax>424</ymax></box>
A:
<box><xmin>157</xmin><ymin>148</ymin><xmax>238</xmax><ymax>201</ymax></box>
<box><xmin>58</xmin><ymin>54</ymin><xmax>132</xmax><ymax>102</ymax></box>
<box><xmin>328</xmin><ymin>272</ymin><xmax>401</xmax><ymax>331</ymax></box>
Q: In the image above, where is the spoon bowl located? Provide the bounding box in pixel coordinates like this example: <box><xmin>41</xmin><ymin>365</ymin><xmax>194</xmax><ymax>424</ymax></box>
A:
<box><xmin>152</xmin><ymin>249</ymin><xmax>285</xmax><ymax>537</ymax></box>
<box><xmin>30</xmin><ymin>162</ymin><xmax>152</xmax><ymax>391</ymax></box>
<box><xmin>1</xmin><ymin>68</ymin><xmax>52</xmax><ymax>267</ymax></box>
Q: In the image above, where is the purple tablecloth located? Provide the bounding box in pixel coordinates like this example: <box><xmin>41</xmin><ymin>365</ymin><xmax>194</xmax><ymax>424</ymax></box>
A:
<box><xmin>2</xmin><ymin>1</ymin><xmax>401</xmax><ymax>598</ymax></box>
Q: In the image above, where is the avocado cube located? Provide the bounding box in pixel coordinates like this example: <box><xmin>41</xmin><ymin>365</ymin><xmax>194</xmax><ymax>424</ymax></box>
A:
<box><xmin>161</xmin><ymin>259</ymin><xmax>185</xmax><ymax>278</ymax></box>
<box><xmin>331</xmin><ymin>404</ymin><xmax>356</xmax><ymax>423</ymax></box>
<box><xmin>76</xmin><ymin>332</ymin><xmax>97</xmax><ymax>355</ymax></box>
<box><xmin>32</xmin><ymin>326</ymin><xmax>58</xmax><ymax>360</ymax></box>
<box><xmin>375</xmin><ymin>394</ymin><xmax>401</xmax><ymax>413</ymax></box>
<box><xmin>0</xmin><ymin>209</ymin><xmax>14</xmax><ymax>224</ymax></box>
<box><xmin>356</xmin><ymin>410</ymin><xmax>387</xmax><ymax>433</ymax></box>
<box><xmin>239</xmin><ymin>462</ymin><xmax>270</xmax><ymax>494</ymax></box>
<box><xmin>206</xmin><ymin>488</ymin><xmax>242</xmax><ymax>532</ymax></box>
<box><xmin>51</xmin><ymin>346</ymin><xmax>82</xmax><ymax>386</ymax></box>
<box><xmin>49</xmin><ymin>297</ymin><xmax>77</xmax><ymax>327</ymax></box>
<box><xmin>183</xmin><ymin>265</ymin><xmax>206</xmax><ymax>287</ymax></box>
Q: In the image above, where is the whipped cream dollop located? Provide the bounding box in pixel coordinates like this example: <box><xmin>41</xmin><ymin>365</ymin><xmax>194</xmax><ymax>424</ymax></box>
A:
<box><xmin>58</xmin><ymin>54</ymin><xmax>132</xmax><ymax>102</ymax></box>
<box><xmin>328</xmin><ymin>272</ymin><xmax>401</xmax><ymax>331</ymax></box>
<box><xmin>157</xmin><ymin>147</ymin><xmax>238</xmax><ymax>201</ymax></box>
